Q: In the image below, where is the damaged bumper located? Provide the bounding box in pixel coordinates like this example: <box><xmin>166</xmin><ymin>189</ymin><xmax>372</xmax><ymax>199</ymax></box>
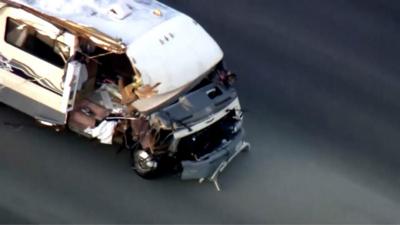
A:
<box><xmin>148</xmin><ymin>81</ymin><xmax>249</xmax><ymax>190</ymax></box>
<box><xmin>181</xmin><ymin>129</ymin><xmax>249</xmax><ymax>182</ymax></box>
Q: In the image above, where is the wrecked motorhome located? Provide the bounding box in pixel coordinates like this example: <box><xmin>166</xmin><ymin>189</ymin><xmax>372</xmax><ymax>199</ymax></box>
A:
<box><xmin>0</xmin><ymin>0</ymin><xmax>250</xmax><ymax>190</ymax></box>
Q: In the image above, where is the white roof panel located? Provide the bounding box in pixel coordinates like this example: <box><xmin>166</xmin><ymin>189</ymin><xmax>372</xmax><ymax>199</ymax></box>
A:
<box><xmin>11</xmin><ymin>0</ymin><xmax>180</xmax><ymax>44</ymax></box>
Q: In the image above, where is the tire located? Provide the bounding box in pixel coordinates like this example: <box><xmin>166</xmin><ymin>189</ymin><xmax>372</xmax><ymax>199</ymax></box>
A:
<box><xmin>131</xmin><ymin>149</ymin><xmax>160</xmax><ymax>179</ymax></box>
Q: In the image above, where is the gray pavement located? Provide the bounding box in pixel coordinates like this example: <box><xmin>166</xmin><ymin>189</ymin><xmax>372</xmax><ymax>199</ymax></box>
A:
<box><xmin>1</xmin><ymin>0</ymin><xmax>400</xmax><ymax>223</ymax></box>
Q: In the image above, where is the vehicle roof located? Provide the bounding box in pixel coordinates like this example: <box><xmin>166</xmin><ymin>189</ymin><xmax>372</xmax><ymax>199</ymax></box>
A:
<box><xmin>3</xmin><ymin>0</ymin><xmax>180</xmax><ymax>53</ymax></box>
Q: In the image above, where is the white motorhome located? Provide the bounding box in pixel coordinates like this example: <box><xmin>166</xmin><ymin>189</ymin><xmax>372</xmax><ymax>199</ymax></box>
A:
<box><xmin>0</xmin><ymin>0</ymin><xmax>249</xmax><ymax>190</ymax></box>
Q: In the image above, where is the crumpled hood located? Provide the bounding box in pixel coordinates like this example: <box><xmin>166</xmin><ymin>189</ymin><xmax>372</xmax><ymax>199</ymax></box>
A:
<box><xmin>127</xmin><ymin>14</ymin><xmax>224</xmax><ymax>95</ymax></box>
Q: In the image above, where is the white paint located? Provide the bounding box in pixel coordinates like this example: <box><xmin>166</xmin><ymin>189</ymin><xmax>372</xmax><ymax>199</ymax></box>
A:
<box><xmin>11</xmin><ymin>0</ymin><xmax>178</xmax><ymax>44</ymax></box>
<box><xmin>127</xmin><ymin>14</ymin><xmax>224</xmax><ymax>95</ymax></box>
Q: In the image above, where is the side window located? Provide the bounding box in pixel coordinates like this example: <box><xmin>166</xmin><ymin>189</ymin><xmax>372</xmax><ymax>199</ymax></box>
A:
<box><xmin>5</xmin><ymin>18</ymin><xmax>68</xmax><ymax>68</ymax></box>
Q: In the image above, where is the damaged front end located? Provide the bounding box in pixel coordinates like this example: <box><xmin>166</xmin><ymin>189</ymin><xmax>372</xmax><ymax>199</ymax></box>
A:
<box><xmin>56</xmin><ymin>57</ymin><xmax>248</xmax><ymax>191</ymax></box>
<box><xmin>135</xmin><ymin>68</ymin><xmax>250</xmax><ymax>190</ymax></box>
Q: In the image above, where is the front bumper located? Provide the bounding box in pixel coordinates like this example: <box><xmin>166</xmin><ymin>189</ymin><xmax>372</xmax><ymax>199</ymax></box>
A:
<box><xmin>181</xmin><ymin>129</ymin><xmax>249</xmax><ymax>181</ymax></box>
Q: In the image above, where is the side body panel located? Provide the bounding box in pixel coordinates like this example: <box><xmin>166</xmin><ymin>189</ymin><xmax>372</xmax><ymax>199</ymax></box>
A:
<box><xmin>0</xmin><ymin>6</ymin><xmax>74</xmax><ymax>124</ymax></box>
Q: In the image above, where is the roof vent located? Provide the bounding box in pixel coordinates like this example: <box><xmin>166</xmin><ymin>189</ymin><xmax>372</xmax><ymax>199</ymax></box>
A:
<box><xmin>107</xmin><ymin>2</ymin><xmax>133</xmax><ymax>20</ymax></box>
<box><xmin>134</xmin><ymin>0</ymin><xmax>153</xmax><ymax>5</ymax></box>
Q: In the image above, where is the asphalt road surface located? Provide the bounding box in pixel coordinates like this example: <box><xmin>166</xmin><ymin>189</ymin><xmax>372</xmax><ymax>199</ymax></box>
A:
<box><xmin>1</xmin><ymin>0</ymin><xmax>400</xmax><ymax>223</ymax></box>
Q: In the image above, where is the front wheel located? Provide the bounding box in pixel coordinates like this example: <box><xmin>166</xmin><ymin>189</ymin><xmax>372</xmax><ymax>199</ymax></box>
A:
<box><xmin>131</xmin><ymin>149</ymin><xmax>160</xmax><ymax>179</ymax></box>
